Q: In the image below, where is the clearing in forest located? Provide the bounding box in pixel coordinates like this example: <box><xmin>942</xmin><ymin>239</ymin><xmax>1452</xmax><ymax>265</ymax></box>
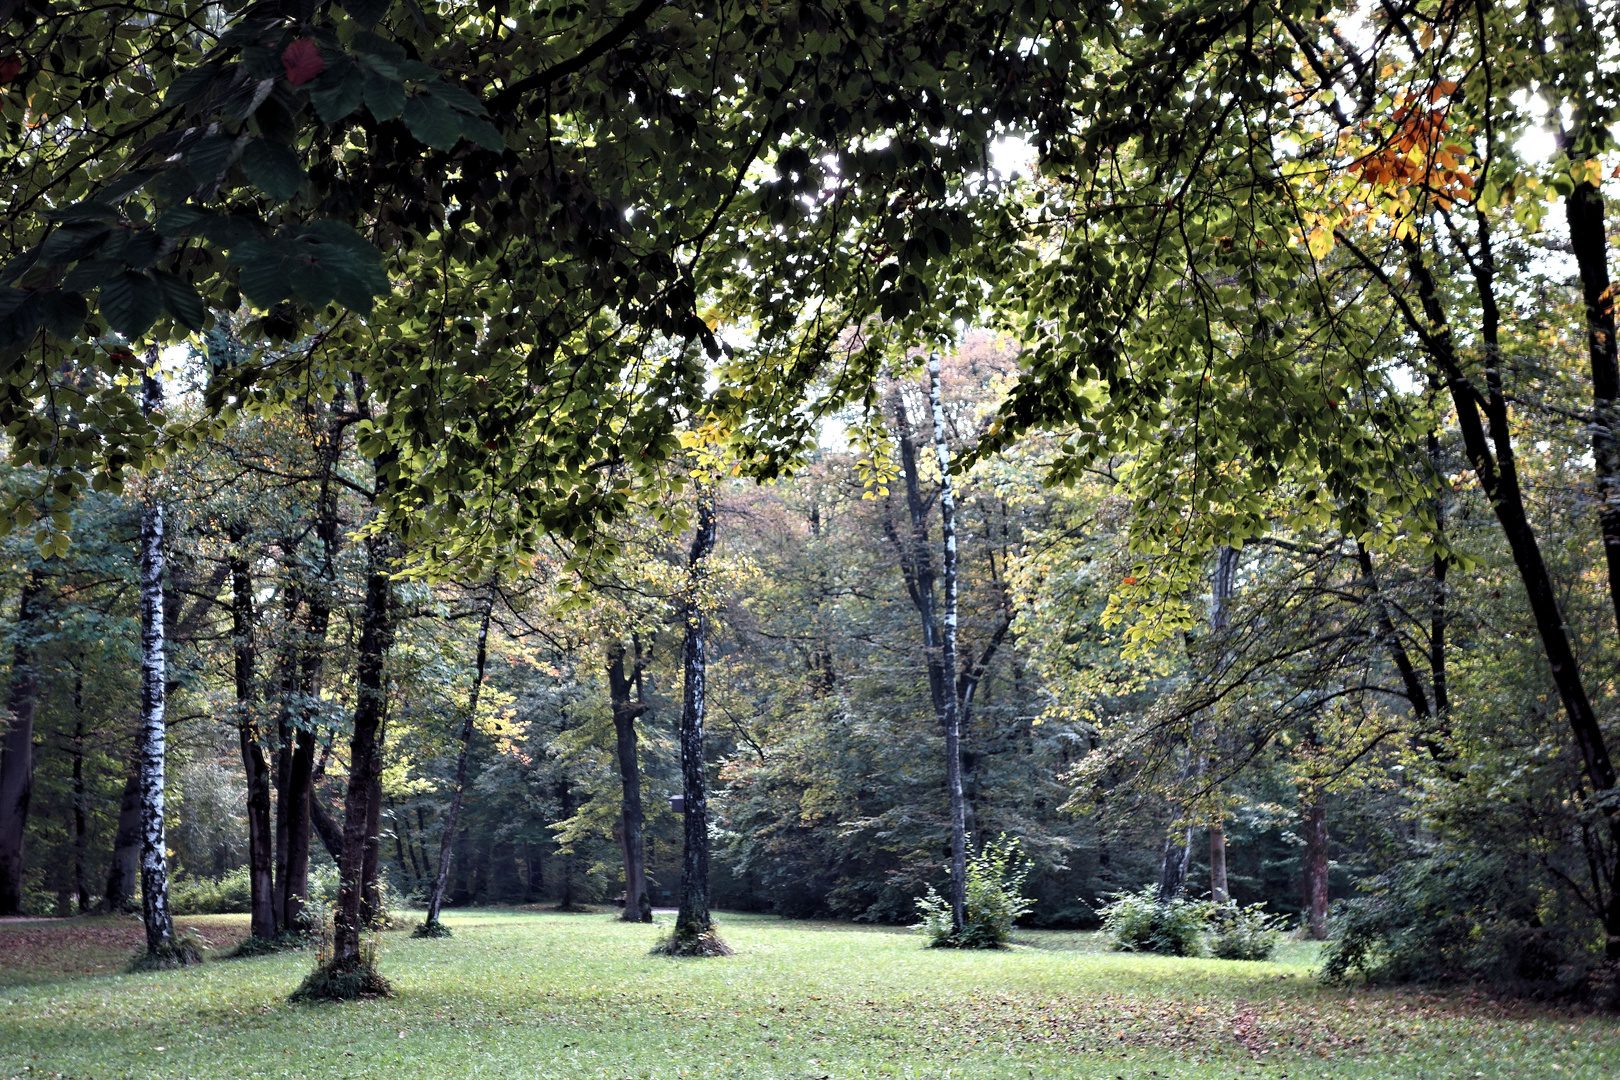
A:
<box><xmin>2</xmin><ymin>910</ymin><xmax>1617</xmax><ymax>1079</ymax></box>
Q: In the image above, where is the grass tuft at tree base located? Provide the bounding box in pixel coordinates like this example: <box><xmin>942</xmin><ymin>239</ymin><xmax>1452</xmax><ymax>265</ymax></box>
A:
<box><xmin>410</xmin><ymin>919</ymin><xmax>453</xmax><ymax>939</ymax></box>
<box><xmin>650</xmin><ymin>928</ymin><xmax>733</xmax><ymax>957</ymax></box>
<box><xmin>288</xmin><ymin>954</ymin><xmax>394</xmax><ymax>1002</ymax></box>
<box><xmin>127</xmin><ymin>933</ymin><xmax>204</xmax><ymax>972</ymax></box>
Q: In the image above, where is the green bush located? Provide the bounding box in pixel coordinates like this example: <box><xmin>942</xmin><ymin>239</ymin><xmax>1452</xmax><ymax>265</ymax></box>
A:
<box><xmin>1096</xmin><ymin>886</ymin><xmax>1211</xmax><ymax>956</ymax></box>
<box><xmin>1207</xmin><ymin>901</ymin><xmax>1287</xmax><ymax>961</ymax></box>
<box><xmin>913</xmin><ymin>834</ymin><xmax>1035</xmax><ymax>949</ymax></box>
<box><xmin>170</xmin><ymin>867</ymin><xmax>253</xmax><ymax>915</ymax></box>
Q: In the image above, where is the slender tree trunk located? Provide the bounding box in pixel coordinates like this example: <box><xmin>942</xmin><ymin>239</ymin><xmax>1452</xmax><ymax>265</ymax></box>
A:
<box><xmin>609</xmin><ymin>638</ymin><xmax>652</xmax><ymax>922</ymax></box>
<box><xmin>105</xmin><ymin>772</ymin><xmax>140</xmax><ymax>911</ymax></box>
<box><xmin>926</xmin><ymin>354</ymin><xmax>969</xmax><ymax>934</ymax></box>
<box><xmin>1207</xmin><ymin>545</ymin><xmax>1238</xmax><ymax>906</ymax></box>
<box><xmin>229</xmin><ymin>532</ymin><xmax>276</xmax><ymax>940</ymax></box>
<box><xmin>361</xmin><ymin>766</ymin><xmax>384</xmax><ymax>927</ymax></box>
<box><xmin>0</xmin><ymin>575</ymin><xmax>42</xmax><ymax>916</ymax></box>
<box><xmin>674</xmin><ymin>487</ymin><xmax>717</xmax><ymax>942</ymax></box>
<box><xmin>71</xmin><ymin>705</ymin><xmax>88</xmax><ymax>913</ymax></box>
<box><xmin>333</xmin><ymin>531</ymin><xmax>394</xmax><ymax>964</ymax></box>
<box><xmin>271</xmin><ymin>584</ymin><xmax>299</xmax><ymax>931</ymax></box>
<box><xmin>1300</xmin><ymin>789</ymin><xmax>1329</xmax><ymax>940</ymax></box>
<box><xmin>1566</xmin><ymin>179</ymin><xmax>1620</xmax><ymax>634</ymax></box>
<box><xmin>282</xmin><ymin>726</ymin><xmax>315</xmax><ymax>928</ymax></box>
<box><xmin>137</xmin><ymin>368</ymin><xmax>180</xmax><ymax>960</ymax></box>
<box><xmin>425</xmin><ymin>582</ymin><xmax>496</xmax><ymax>926</ymax></box>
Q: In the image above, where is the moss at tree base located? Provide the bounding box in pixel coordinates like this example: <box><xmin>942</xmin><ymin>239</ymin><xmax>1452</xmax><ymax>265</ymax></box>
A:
<box><xmin>650</xmin><ymin>928</ymin><xmax>733</xmax><ymax>957</ymax></box>
<box><xmin>288</xmin><ymin>955</ymin><xmax>394</xmax><ymax>1002</ymax></box>
<box><xmin>128</xmin><ymin>935</ymin><xmax>204</xmax><ymax>972</ymax></box>
<box><xmin>411</xmin><ymin>919</ymin><xmax>452</xmax><ymax>939</ymax></box>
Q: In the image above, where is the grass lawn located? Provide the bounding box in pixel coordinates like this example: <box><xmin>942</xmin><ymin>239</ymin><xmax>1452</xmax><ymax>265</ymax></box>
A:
<box><xmin>2</xmin><ymin>909</ymin><xmax>1616</xmax><ymax>1079</ymax></box>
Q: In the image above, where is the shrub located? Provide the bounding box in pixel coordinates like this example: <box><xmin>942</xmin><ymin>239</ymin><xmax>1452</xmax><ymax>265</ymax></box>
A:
<box><xmin>1207</xmin><ymin>902</ymin><xmax>1287</xmax><ymax>961</ymax></box>
<box><xmin>913</xmin><ymin>834</ymin><xmax>1035</xmax><ymax>949</ymax></box>
<box><xmin>1318</xmin><ymin>854</ymin><xmax>1607</xmax><ymax>1001</ymax></box>
<box><xmin>170</xmin><ymin>867</ymin><xmax>253</xmax><ymax>915</ymax></box>
<box><xmin>1096</xmin><ymin>886</ymin><xmax>1210</xmax><ymax>957</ymax></box>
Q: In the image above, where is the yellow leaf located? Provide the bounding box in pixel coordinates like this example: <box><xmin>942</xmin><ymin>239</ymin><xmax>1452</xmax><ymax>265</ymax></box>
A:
<box><xmin>1307</xmin><ymin>226</ymin><xmax>1335</xmax><ymax>260</ymax></box>
<box><xmin>1418</xmin><ymin>24</ymin><xmax>1435</xmax><ymax>48</ymax></box>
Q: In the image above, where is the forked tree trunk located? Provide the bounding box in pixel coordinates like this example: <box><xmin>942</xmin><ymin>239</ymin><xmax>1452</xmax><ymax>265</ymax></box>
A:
<box><xmin>425</xmin><ymin>583</ymin><xmax>496</xmax><ymax>926</ymax></box>
<box><xmin>926</xmin><ymin>354</ymin><xmax>968</xmax><ymax>934</ymax></box>
<box><xmin>137</xmin><ymin>368</ymin><xmax>178</xmax><ymax>959</ymax></box>
<box><xmin>0</xmin><ymin>575</ymin><xmax>42</xmax><ymax>916</ymax></box>
<box><xmin>608</xmin><ymin>638</ymin><xmax>651</xmax><ymax>922</ymax></box>
<box><xmin>332</xmin><ymin>531</ymin><xmax>394</xmax><ymax>964</ymax></box>
<box><xmin>674</xmin><ymin>488</ymin><xmax>717</xmax><ymax>941</ymax></box>
<box><xmin>229</xmin><ymin>529</ymin><xmax>276</xmax><ymax>940</ymax></box>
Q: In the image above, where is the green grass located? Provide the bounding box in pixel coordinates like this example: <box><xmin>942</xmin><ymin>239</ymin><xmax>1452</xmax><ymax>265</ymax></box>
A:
<box><xmin>3</xmin><ymin>909</ymin><xmax>1617</xmax><ymax>1079</ymax></box>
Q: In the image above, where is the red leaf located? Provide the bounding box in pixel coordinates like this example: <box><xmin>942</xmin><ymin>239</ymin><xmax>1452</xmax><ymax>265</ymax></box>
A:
<box><xmin>0</xmin><ymin>55</ymin><xmax>22</xmax><ymax>84</ymax></box>
<box><xmin>281</xmin><ymin>40</ymin><xmax>324</xmax><ymax>87</ymax></box>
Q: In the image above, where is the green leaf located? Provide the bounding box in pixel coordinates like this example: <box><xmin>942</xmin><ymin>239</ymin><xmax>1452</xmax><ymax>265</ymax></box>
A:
<box><xmin>231</xmin><ymin>242</ymin><xmax>295</xmax><ymax>309</ymax></box>
<box><xmin>38</xmin><ymin>290</ymin><xmax>89</xmax><ymax>339</ymax></box>
<box><xmin>310</xmin><ymin>67</ymin><xmax>365</xmax><ymax>122</ymax></box>
<box><xmin>99</xmin><ymin>272</ymin><xmax>164</xmax><ymax>339</ymax></box>
<box><xmin>59</xmin><ymin>260</ymin><xmax>121</xmax><ymax>292</ymax></box>
<box><xmin>403</xmin><ymin>94</ymin><xmax>461</xmax><ymax>150</ymax></box>
<box><xmin>460</xmin><ymin>116</ymin><xmax>506</xmax><ymax>152</ymax></box>
<box><xmin>241</xmin><ymin>139</ymin><xmax>306</xmax><ymax>201</ymax></box>
<box><xmin>342</xmin><ymin>0</ymin><xmax>395</xmax><ymax>27</ymax></box>
<box><xmin>155</xmin><ymin>205</ymin><xmax>215</xmax><ymax>238</ymax></box>
<box><xmin>163</xmin><ymin>61</ymin><xmax>222</xmax><ymax>107</ymax></box>
<box><xmin>154</xmin><ymin>271</ymin><xmax>205</xmax><ymax>332</ymax></box>
<box><xmin>0</xmin><ymin>289</ymin><xmax>41</xmax><ymax>350</ymax></box>
<box><xmin>363</xmin><ymin>67</ymin><xmax>406</xmax><ymax>120</ymax></box>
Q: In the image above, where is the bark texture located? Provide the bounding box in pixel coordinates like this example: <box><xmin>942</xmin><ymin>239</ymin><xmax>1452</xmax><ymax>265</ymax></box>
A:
<box><xmin>608</xmin><ymin>637</ymin><xmax>651</xmax><ymax>923</ymax></box>
<box><xmin>674</xmin><ymin>488</ymin><xmax>717</xmax><ymax>942</ymax></box>
<box><xmin>137</xmin><ymin>369</ymin><xmax>178</xmax><ymax>958</ymax></box>
<box><xmin>333</xmin><ymin>531</ymin><xmax>394</xmax><ymax>963</ymax></box>
<box><xmin>230</xmin><ymin>532</ymin><xmax>276</xmax><ymax>941</ymax></box>
<box><xmin>1300</xmin><ymin>789</ymin><xmax>1329</xmax><ymax>940</ymax></box>
<box><xmin>926</xmin><ymin>354</ymin><xmax>968</xmax><ymax>933</ymax></box>
<box><xmin>104</xmin><ymin>773</ymin><xmax>140</xmax><ymax>911</ymax></box>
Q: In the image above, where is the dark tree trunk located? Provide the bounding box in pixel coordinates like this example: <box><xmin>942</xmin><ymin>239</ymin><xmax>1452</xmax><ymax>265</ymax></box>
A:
<box><xmin>361</xmin><ymin>766</ymin><xmax>384</xmax><ymax>927</ymax></box>
<box><xmin>674</xmin><ymin>488</ymin><xmax>717</xmax><ymax>941</ymax></box>
<box><xmin>608</xmin><ymin>638</ymin><xmax>651</xmax><ymax>923</ymax></box>
<box><xmin>425</xmin><ymin>582</ymin><xmax>496</xmax><ymax>926</ymax></box>
<box><xmin>1207</xmin><ymin>545</ymin><xmax>1237</xmax><ymax>907</ymax></box>
<box><xmin>1157</xmin><ymin>830</ymin><xmax>1193</xmax><ymax>900</ymax></box>
<box><xmin>281</xmin><ymin>726</ymin><xmax>315</xmax><ymax>928</ymax></box>
<box><xmin>925</xmin><ymin>355</ymin><xmax>968</xmax><ymax>933</ymax></box>
<box><xmin>137</xmin><ymin>368</ymin><xmax>179</xmax><ymax>959</ymax></box>
<box><xmin>1300</xmin><ymin>789</ymin><xmax>1329</xmax><ymax>940</ymax></box>
<box><xmin>310</xmin><ymin>792</ymin><xmax>343</xmax><ymax>861</ymax></box>
<box><xmin>71</xmin><ymin>706</ymin><xmax>88</xmax><ymax>913</ymax></box>
<box><xmin>1208</xmin><ymin>823</ymin><xmax>1229</xmax><ymax>907</ymax></box>
<box><xmin>229</xmin><ymin>529</ymin><xmax>276</xmax><ymax>941</ymax></box>
<box><xmin>0</xmin><ymin>575</ymin><xmax>42</xmax><ymax>916</ymax></box>
<box><xmin>104</xmin><ymin>772</ymin><xmax>140</xmax><ymax>912</ymax></box>
<box><xmin>1567</xmin><ymin>179</ymin><xmax>1620</xmax><ymax>634</ymax></box>
<box><xmin>271</xmin><ymin>584</ymin><xmax>299</xmax><ymax>932</ymax></box>
<box><xmin>333</xmin><ymin>531</ymin><xmax>394</xmax><ymax>963</ymax></box>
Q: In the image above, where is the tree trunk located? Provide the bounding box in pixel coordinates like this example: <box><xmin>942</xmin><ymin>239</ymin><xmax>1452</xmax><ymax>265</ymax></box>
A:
<box><xmin>0</xmin><ymin>575</ymin><xmax>42</xmax><ymax>916</ymax></box>
<box><xmin>1566</xmin><ymin>179</ymin><xmax>1620</xmax><ymax>634</ymax></box>
<box><xmin>1157</xmin><ymin>830</ymin><xmax>1193</xmax><ymax>900</ymax></box>
<box><xmin>282</xmin><ymin>726</ymin><xmax>315</xmax><ymax>928</ymax></box>
<box><xmin>137</xmin><ymin>368</ymin><xmax>180</xmax><ymax>960</ymax></box>
<box><xmin>1300</xmin><ymin>789</ymin><xmax>1329</xmax><ymax>940</ymax></box>
<box><xmin>608</xmin><ymin>637</ymin><xmax>652</xmax><ymax>923</ymax></box>
<box><xmin>310</xmin><ymin>792</ymin><xmax>344</xmax><ymax>861</ymax></box>
<box><xmin>229</xmin><ymin>529</ymin><xmax>276</xmax><ymax>941</ymax></box>
<box><xmin>425</xmin><ymin>582</ymin><xmax>496</xmax><ymax>926</ymax></box>
<box><xmin>333</xmin><ymin>530</ymin><xmax>394</xmax><ymax>964</ymax></box>
<box><xmin>926</xmin><ymin>354</ymin><xmax>969</xmax><ymax>934</ymax></box>
<box><xmin>1207</xmin><ymin>545</ymin><xmax>1238</xmax><ymax>906</ymax></box>
<box><xmin>71</xmin><ymin>706</ymin><xmax>88</xmax><ymax>913</ymax></box>
<box><xmin>361</xmin><ymin>766</ymin><xmax>384</xmax><ymax>927</ymax></box>
<box><xmin>674</xmin><ymin>487</ymin><xmax>717</xmax><ymax>941</ymax></box>
<box><xmin>1208</xmin><ymin>822</ymin><xmax>1229</xmax><ymax>907</ymax></box>
<box><xmin>104</xmin><ymin>772</ymin><xmax>140</xmax><ymax>911</ymax></box>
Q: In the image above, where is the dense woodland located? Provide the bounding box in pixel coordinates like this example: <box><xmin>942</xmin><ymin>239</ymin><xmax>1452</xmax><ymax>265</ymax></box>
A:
<box><xmin>0</xmin><ymin>0</ymin><xmax>1618</xmax><ymax>1005</ymax></box>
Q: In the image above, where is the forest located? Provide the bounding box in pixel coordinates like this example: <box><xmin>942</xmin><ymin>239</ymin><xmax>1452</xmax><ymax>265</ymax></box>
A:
<box><xmin>2</xmin><ymin>0</ymin><xmax>1620</xmax><ymax>1077</ymax></box>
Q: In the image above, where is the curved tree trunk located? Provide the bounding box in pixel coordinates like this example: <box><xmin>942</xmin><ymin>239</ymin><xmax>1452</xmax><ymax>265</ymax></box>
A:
<box><xmin>424</xmin><ymin>582</ymin><xmax>496</xmax><ymax>926</ymax></box>
<box><xmin>674</xmin><ymin>488</ymin><xmax>717</xmax><ymax>942</ymax></box>
<box><xmin>0</xmin><ymin>574</ymin><xmax>42</xmax><ymax>916</ymax></box>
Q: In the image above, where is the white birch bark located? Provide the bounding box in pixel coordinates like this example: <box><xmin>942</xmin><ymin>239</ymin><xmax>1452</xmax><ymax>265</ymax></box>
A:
<box><xmin>138</xmin><ymin>364</ymin><xmax>175</xmax><ymax>954</ymax></box>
